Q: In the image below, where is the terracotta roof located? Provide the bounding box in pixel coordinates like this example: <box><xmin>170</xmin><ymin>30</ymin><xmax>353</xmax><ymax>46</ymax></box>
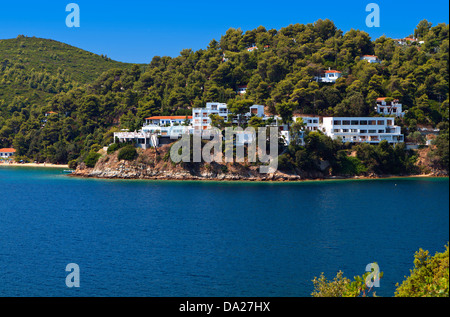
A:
<box><xmin>145</xmin><ymin>116</ymin><xmax>192</xmax><ymax>120</ymax></box>
<box><xmin>325</xmin><ymin>70</ymin><xmax>341</xmax><ymax>73</ymax></box>
<box><xmin>377</xmin><ymin>97</ymin><xmax>399</xmax><ymax>101</ymax></box>
<box><xmin>0</xmin><ymin>148</ymin><xmax>16</xmax><ymax>153</ymax></box>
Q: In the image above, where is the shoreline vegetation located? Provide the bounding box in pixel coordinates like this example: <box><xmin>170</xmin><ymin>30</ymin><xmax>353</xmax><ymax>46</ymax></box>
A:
<box><xmin>68</xmin><ymin>144</ymin><xmax>448</xmax><ymax>183</ymax></box>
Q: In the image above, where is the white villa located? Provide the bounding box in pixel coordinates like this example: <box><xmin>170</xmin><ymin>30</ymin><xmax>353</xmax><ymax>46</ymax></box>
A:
<box><xmin>294</xmin><ymin>115</ymin><xmax>320</xmax><ymax>131</ymax></box>
<box><xmin>274</xmin><ymin>115</ymin><xmax>321</xmax><ymax>132</ymax></box>
<box><xmin>0</xmin><ymin>148</ymin><xmax>16</xmax><ymax>159</ymax></box>
<box><xmin>315</xmin><ymin>70</ymin><xmax>342</xmax><ymax>83</ymax></box>
<box><xmin>112</xmin><ymin>100</ymin><xmax>405</xmax><ymax>151</ymax></box>
<box><xmin>322</xmin><ymin>117</ymin><xmax>404</xmax><ymax>144</ymax></box>
<box><xmin>394</xmin><ymin>37</ymin><xmax>424</xmax><ymax>45</ymax></box>
<box><xmin>192</xmin><ymin>102</ymin><xmax>229</xmax><ymax>131</ymax></box>
<box><xmin>360</xmin><ymin>55</ymin><xmax>382</xmax><ymax>64</ymax></box>
<box><xmin>376</xmin><ymin>98</ymin><xmax>405</xmax><ymax>117</ymax></box>
<box><xmin>247</xmin><ymin>105</ymin><xmax>265</xmax><ymax>118</ymax></box>
<box><xmin>144</xmin><ymin>116</ymin><xmax>192</xmax><ymax>127</ymax></box>
<box><xmin>237</xmin><ymin>85</ymin><xmax>248</xmax><ymax>95</ymax></box>
<box><xmin>281</xmin><ymin>130</ymin><xmax>306</xmax><ymax>146</ymax></box>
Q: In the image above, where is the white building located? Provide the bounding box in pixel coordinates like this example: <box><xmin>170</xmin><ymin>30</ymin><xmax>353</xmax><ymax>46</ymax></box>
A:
<box><xmin>360</xmin><ymin>55</ymin><xmax>382</xmax><ymax>64</ymax></box>
<box><xmin>192</xmin><ymin>102</ymin><xmax>229</xmax><ymax>131</ymax></box>
<box><xmin>144</xmin><ymin>116</ymin><xmax>192</xmax><ymax>127</ymax></box>
<box><xmin>280</xmin><ymin>130</ymin><xmax>305</xmax><ymax>146</ymax></box>
<box><xmin>394</xmin><ymin>37</ymin><xmax>419</xmax><ymax>45</ymax></box>
<box><xmin>322</xmin><ymin>117</ymin><xmax>404</xmax><ymax>144</ymax></box>
<box><xmin>273</xmin><ymin>115</ymin><xmax>321</xmax><ymax>132</ymax></box>
<box><xmin>235</xmin><ymin>130</ymin><xmax>257</xmax><ymax>147</ymax></box>
<box><xmin>246</xmin><ymin>105</ymin><xmax>265</xmax><ymax>118</ymax></box>
<box><xmin>113</xmin><ymin>131</ymin><xmax>159</xmax><ymax>149</ymax></box>
<box><xmin>376</xmin><ymin>98</ymin><xmax>404</xmax><ymax>117</ymax></box>
<box><xmin>0</xmin><ymin>148</ymin><xmax>16</xmax><ymax>158</ymax></box>
<box><xmin>237</xmin><ymin>85</ymin><xmax>248</xmax><ymax>95</ymax></box>
<box><xmin>293</xmin><ymin>116</ymin><xmax>321</xmax><ymax>131</ymax></box>
<box><xmin>247</xmin><ymin>46</ymin><xmax>258</xmax><ymax>52</ymax></box>
<box><xmin>315</xmin><ymin>70</ymin><xmax>342</xmax><ymax>83</ymax></box>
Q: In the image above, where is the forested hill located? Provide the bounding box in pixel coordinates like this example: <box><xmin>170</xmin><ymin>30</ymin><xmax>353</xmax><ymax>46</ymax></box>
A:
<box><xmin>0</xmin><ymin>19</ymin><xmax>448</xmax><ymax>169</ymax></box>
<box><xmin>0</xmin><ymin>35</ymin><xmax>133</xmax><ymax>105</ymax></box>
<box><xmin>0</xmin><ymin>36</ymin><xmax>131</xmax><ymax>82</ymax></box>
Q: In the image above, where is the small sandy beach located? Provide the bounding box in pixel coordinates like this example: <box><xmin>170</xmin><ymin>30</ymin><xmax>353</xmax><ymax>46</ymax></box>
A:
<box><xmin>0</xmin><ymin>162</ymin><xmax>69</xmax><ymax>168</ymax></box>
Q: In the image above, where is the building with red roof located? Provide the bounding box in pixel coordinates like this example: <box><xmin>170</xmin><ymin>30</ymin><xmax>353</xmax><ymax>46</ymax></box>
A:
<box><xmin>0</xmin><ymin>148</ymin><xmax>16</xmax><ymax>159</ymax></box>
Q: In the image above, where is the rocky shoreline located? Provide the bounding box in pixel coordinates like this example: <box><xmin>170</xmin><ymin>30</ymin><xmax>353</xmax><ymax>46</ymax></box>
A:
<box><xmin>71</xmin><ymin>147</ymin><xmax>448</xmax><ymax>182</ymax></box>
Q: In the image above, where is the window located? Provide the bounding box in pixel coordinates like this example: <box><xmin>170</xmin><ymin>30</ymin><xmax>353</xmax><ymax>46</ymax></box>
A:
<box><xmin>342</xmin><ymin>120</ymin><xmax>350</xmax><ymax>125</ymax></box>
<box><xmin>387</xmin><ymin>120</ymin><xmax>393</xmax><ymax>126</ymax></box>
<box><xmin>360</xmin><ymin>130</ymin><xmax>367</xmax><ymax>133</ymax></box>
<box><xmin>369</xmin><ymin>130</ymin><xmax>376</xmax><ymax>133</ymax></box>
<box><xmin>333</xmin><ymin>129</ymin><xmax>340</xmax><ymax>133</ymax></box>
<box><xmin>333</xmin><ymin>120</ymin><xmax>341</xmax><ymax>125</ymax></box>
<box><xmin>351</xmin><ymin>120</ymin><xmax>359</xmax><ymax>125</ymax></box>
<box><xmin>377</xmin><ymin>120</ymin><xmax>384</xmax><ymax>125</ymax></box>
<box><xmin>342</xmin><ymin>129</ymin><xmax>349</xmax><ymax>133</ymax></box>
<box><xmin>360</xmin><ymin>120</ymin><xmax>368</xmax><ymax>125</ymax></box>
<box><xmin>378</xmin><ymin>130</ymin><xmax>384</xmax><ymax>133</ymax></box>
<box><xmin>351</xmin><ymin>129</ymin><xmax>358</xmax><ymax>133</ymax></box>
<box><xmin>368</xmin><ymin>120</ymin><xmax>376</xmax><ymax>125</ymax></box>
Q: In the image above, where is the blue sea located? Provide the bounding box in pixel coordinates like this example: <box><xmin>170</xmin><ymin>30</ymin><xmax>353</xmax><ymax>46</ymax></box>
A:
<box><xmin>0</xmin><ymin>166</ymin><xmax>448</xmax><ymax>297</ymax></box>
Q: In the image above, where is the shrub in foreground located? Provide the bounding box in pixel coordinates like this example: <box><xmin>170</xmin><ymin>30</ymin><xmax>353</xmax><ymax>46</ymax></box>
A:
<box><xmin>118</xmin><ymin>145</ymin><xmax>138</xmax><ymax>161</ymax></box>
<box><xmin>84</xmin><ymin>151</ymin><xmax>102</xmax><ymax>168</ymax></box>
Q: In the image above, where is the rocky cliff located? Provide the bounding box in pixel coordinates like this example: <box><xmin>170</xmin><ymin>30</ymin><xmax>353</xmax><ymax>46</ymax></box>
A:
<box><xmin>72</xmin><ymin>145</ymin><xmax>326</xmax><ymax>181</ymax></box>
<box><xmin>72</xmin><ymin>145</ymin><xmax>447</xmax><ymax>181</ymax></box>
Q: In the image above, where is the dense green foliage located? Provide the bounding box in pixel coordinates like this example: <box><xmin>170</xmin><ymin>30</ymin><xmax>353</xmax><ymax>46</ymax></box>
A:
<box><xmin>312</xmin><ymin>243</ymin><xmax>449</xmax><ymax>297</ymax></box>
<box><xmin>312</xmin><ymin>267</ymin><xmax>383</xmax><ymax>297</ymax></box>
<box><xmin>279</xmin><ymin>132</ymin><xmax>418</xmax><ymax>176</ymax></box>
<box><xmin>117</xmin><ymin>145</ymin><xmax>138</xmax><ymax>161</ymax></box>
<box><xmin>429</xmin><ymin>126</ymin><xmax>449</xmax><ymax>172</ymax></box>
<box><xmin>0</xmin><ymin>20</ymin><xmax>448</xmax><ymax>169</ymax></box>
<box><xmin>395</xmin><ymin>244</ymin><xmax>449</xmax><ymax>297</ymax></box>
<box><xmin>84</xmin><ymin>151</ymin><xmax>102</xmax><ymax>168</ymax></box>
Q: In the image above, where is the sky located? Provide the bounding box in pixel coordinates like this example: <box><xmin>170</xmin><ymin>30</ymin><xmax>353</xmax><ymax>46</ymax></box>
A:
<box><xmin>0</xmin><ymin>0</ymin><xmax>448</xmax><ymax>64</ymax></box>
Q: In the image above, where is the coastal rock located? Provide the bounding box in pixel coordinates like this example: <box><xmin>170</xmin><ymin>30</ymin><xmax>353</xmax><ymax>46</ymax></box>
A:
<box><xmin>71</xmin><ymin>146</ymin><xmax>447</xmax><ymax>182</ymax></box>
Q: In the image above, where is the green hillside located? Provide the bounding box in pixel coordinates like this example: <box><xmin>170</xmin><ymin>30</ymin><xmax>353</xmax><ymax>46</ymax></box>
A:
<box><xmin>0</xmin><ymin>35</ymin><xmax>133</xmax><ymax>105</ymax></box>
<box><xmin>0</xmin><ymin>21</ymin><xmax>448</xmax><ymax>174</ymax></box>
<box><xmin>0</xmin><ymin>35</ymin><xmax>130</xmax><ymax>82</ymax></box>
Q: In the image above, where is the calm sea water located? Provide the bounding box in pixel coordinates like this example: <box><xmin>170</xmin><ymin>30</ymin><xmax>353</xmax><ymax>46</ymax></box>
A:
<box><xmin>0</xmin><ymin>166</ymin><xmax>448</xmax><ymax>297</ymax></box>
